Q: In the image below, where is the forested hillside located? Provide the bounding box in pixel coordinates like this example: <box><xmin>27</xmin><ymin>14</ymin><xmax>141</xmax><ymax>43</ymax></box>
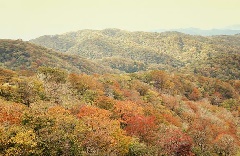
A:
<box><xmin>0</xmin><ymin>67</ymin><xmax>239</xmax><ymax>155</ymax></box>
<box><xmin>0</xmin><ymin>39</ymin><xmax>116</xmax><ymax>74</ymax></box>
<box><xmin>1</xmin><ymin>29</ymin><xmax>240</xmax><ymax>155</ymax></box>
<box><xmin>30</xmin><ymin>29</ymin><xmax>240</xmax><ymax>80</ymax></box>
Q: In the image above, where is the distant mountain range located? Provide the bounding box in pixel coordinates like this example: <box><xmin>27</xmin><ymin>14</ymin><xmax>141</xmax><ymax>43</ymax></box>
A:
<box><xmin>0</xmin><ymin>29</ymin><xmax>239</xmax><ymax>80</ymax></box>
<box><xmin>154</xmin><ymin>27</ymin><xmax>240</xmax><ymax>36</ymax></box>
<box><xmin>30</xmin><ymin>29</ymin><xmax>240</xmax><ymax>80</ymax></box>
<box><xmin>224</xmin><ymin>24</ymin><xmax>240</xmax><ymax>30</ymax></box>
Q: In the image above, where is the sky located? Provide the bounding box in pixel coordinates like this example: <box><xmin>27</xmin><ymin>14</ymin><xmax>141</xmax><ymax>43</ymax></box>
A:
<box><xmin>0</xmin><ymin>0</ymin><xmax>240</xmax><ymax>40</ymax></box>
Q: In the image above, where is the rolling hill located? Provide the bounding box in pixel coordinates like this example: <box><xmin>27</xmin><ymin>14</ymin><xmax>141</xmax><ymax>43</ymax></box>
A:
<box><xmin>30</xmin><ymin>29</ymin><xmax>240</xmax><ymax>80</ymax></box>
<box><xmin>1</xmin><ymin>30</ymin><xmax>240</xmax><ymax>156</ymax></box>
<box><xmin>0</xmin><ymin>39</ymin><xmax>116</xmax><ymax>74</ymax></box>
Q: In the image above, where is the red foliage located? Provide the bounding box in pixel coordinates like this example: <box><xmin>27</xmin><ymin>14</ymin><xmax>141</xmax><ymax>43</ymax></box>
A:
<box><xmin>125</xmin><ymin>115</ymin><xmax>157</xmax><ymax>143</ymax></box>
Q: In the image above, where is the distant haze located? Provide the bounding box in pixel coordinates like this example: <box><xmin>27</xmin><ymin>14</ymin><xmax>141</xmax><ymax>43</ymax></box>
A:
<box><xmin>0</xmin><ymin>0</ymin><xmax>240</xmax><ymax>40</ymax></box>
<box><xmin>154</xmin><ymin>28</ymin><xmax>240</xmax><ymax>36</ymax></box>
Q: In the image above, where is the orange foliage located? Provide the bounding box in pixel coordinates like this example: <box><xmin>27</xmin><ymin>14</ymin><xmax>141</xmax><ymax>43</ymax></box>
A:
<box><xmin>189</xmin><ymin>87</ymin><xmax>202</xmax><ymax>101</ymax></box>
<box><xmin>0</xmin><ymin>102</ymin><xmax>25</xmax><ymax>124</ymax></box>
<box><xmin>48</xmin><ymin>106</ymin><xmax>70</xmax><ymax>115</ymax></box>
<box><xmin>186</xmin><ymin>101</ymin><xmax>199</xmax><ymax>113</ymax></box>
<box><xmin>68</xmin><ymin>73</ymin><xmax>102</xmax><ymax>94</ymax></box>
<box><xmin>113</xmin><ymin>100</ymin><xmax>144</xmax><ymax>122</ymax></box>
<box><xmin>78</xmin><ymin>105</ymin><xmax>111</xmax><ymax>119</ymax></box>
<box><xmin>162</xmin><ymin>113</ymin><xmax>182</xmax><ymax>127</ymax></box>
<box><xmin>0</xmin><ymin>68</ymin><xmax>16</xmax><ymax>84</ymax></box>
<box><xmin>77</xmin><ymin>105</ymin><xmax>131</xmax><ymax>155</ymax></box>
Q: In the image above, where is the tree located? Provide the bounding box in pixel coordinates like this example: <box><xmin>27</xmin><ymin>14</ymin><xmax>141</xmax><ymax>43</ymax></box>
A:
<box><xmin>21</xmin><ymin>105</ymin><xmax>85</xmax><ymax>155</ymax></box>
<box><xmin>0</xmin><ymin>68</ymin><xmax>16</xmax><ymax>84</ymax></box>
<box><xmin>94</xmin><ymin>96</ymin><xmax>115</xmax><ymax>110</ymax></box>
<box><xmin>77</xmin><ymin>105</ymin><xmax>132</xmax><ymax>155</ymax></box>
<box><xmin>0</xmin><ymin>101</ymin><xmax>25</xmax><ymax>125</ymax></box>
<box><xmin>112</xmin><ymin>101</ymin><xmax>144</xmax><ymax>125</ymax></box>
<box><xmin>188</xmin><ymin>117</ymin><xmax>219</xmax><ymax>155</ymax></box>
<box><xmin>159</xmin><ymin>128</ymin><xmax>193</xmax><ymax>156</ymax></box>
<box><xmin>125</xmin><ymin>115</ymin><xmax>157</xmax><ymax>144</ymax></box>
<box><xmin>37</xmin><ymin>67</ymin><xmax>68</xmax><ymax>104</ymax></box>
<box><xmin>68</xmin><ymin>73</ymin><xmax>100</xmax><ymax>95</ymax></box>
<box><xmin>188</xmin><ymin>87</ymin><xmax>202</xmax><ymax>101</ymax></box>
<box><xmin>145</xmin><ymin>70</ymin><xmax>168</xmax><ymax>91</ymax></box>
<box><xmin>15</xmin><ymin>78</ymin><xmax>43</xmax><ymax>106</ymax></box>
<box><xmin>213</xmin><ymin>134</ymin><xmax>238</xmax><ymax>156</ymax></box>
<box><xmin>5</xmin><ymin>129</ymin><xmax>41</xmax><ymax>155</ymax></box>
<box><xmin>37</xmin><ymin>67</ymin><xmax>67</xmax><ymax>83</ymax></box>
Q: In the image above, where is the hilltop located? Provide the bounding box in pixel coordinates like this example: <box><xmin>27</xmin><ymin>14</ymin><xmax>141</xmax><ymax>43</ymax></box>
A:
<box><xmin>30</xmin><ymin>29</ymin><xmax>240</xmax><ymax>80</ymax></box>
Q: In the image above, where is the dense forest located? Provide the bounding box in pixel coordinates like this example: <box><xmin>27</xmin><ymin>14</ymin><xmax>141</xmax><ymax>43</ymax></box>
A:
<box><xmin>0</xmin><ymin>30</ymin><xmax>240</xmax><ymax>155</ymax></box>
<box><xmin>31</xmin><ymin>29</ymin><xmax>240</xmax><ymax>80</ymax></box>
<box><xmin>0</xmin><ymin>39</ymin><xmax>116</xmax><ymax>75</ymax></box>
<box><xmin>0</xmin><ymin>66</ymin><xmax>239</xmax><ymax>155</ymax></box>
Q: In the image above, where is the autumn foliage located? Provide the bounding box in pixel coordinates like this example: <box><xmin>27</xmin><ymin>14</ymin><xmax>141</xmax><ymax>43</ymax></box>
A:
<box><xmin>0</xmin><ymin>67</ymin><xmax>239</xmax><ymax>155</ymax></box>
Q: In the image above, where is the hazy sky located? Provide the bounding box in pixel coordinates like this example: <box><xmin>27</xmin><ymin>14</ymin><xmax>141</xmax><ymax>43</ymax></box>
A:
<box><xmin>0</xmin><ymin>0</ymin><xmax>240</xmax><ymax>40</ymax></box>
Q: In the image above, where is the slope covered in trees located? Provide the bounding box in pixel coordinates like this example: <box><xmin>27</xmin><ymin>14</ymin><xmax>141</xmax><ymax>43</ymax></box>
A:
<box><xmin>1</xmin><ymin>29</ymin><xmax>240</xmax><ymax>155</ymax></box>
<box><xmin>0</xmin><ymin>67</ymin><xmax>239</xmax><ymax>155</ymax></box>
<box><xmin>30</xmin><ymin>29</ymin><xmax>240</xmax><ymax>80</ymax></box>
<box><xmin>0</xmin><ymin>39</ymin><xmax>116</xmax><ymax>74</ymax></box>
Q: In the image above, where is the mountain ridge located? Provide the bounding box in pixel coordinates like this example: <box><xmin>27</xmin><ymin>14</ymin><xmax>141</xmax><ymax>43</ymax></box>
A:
<box><xmin>30</xmin><ymin>29</ymin><xmax>240</xmax><ymax>80</ymax></box>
